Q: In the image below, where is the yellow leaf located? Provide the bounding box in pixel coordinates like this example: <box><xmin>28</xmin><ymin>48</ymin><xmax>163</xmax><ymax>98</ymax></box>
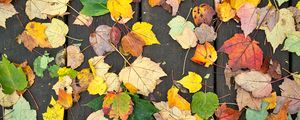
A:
<box><xmin>229</xmin><ymin>0</ymin><xmax>260</xmax><ymax>10</ymax></box>
<box><xmin>216</xmin><ymin>2</ymin><xmax>236</xmax><ymax>22</ymax></box>
<box><xmin>25</xmin><ymin>0</ymin><xmax>48</xmax><ymax>20</ymax></box>
<box><xmin>0</xmin><ymin>3</ymin><xmax>17</xmax><ymax>28</ymax></box>
<box><xmin>103</xmin><ymin>73</ymin><xmax>121</xmax><ymax>92</ymax></box>
<box><xmin>88</xmin><ymin>56</ymin><xmax>111</xmax><ymax>77</ymax></box>
<box><xmin>43</xmin><ymin>97</ymin><xmax>64</xmax><ymax>120</ymax></box>
<box><xmin>44</xmin><ymin>18</ymin><xmax>68</xmax><ymax>48</ymax></box>
<box><xmin>195</xmin><ymin>114</ymin><xmax>204</xmax><ymax>120</ymax></box>
<box><xmin>25</xmin><ymin>22</ymin><xmax>51</xmax><ymax>48</ymax></box>
<box><xmin>177</xmin><ymin>72</ymin><xmax>202</xmax><ymax>93</ymax></box>
<box><xmin>124</xmin><ymin>83</ymin><xmax>138</xmax><ymax>94</ymax></box>
<box><xmin>191</xmin><ymin>42</ymin><xmax>217</xmax><ymax>67</ymax></box>
<box><xmin>153</xmin><ymin>102</ymin><xmax>196</xmax><ymax>120</ymax></box>
<box><xmin>58</xmin><ymin>89</ymin><xmax>73</xmax><ymax>109</ymax></box>
<box><xmin>77</xmin><ymin>68</ymin><xmax>93</xmax><ymax>87</ymax></box>
<box><xmin>132</xmin><ymin>22</ymin><xmax>160</xmax><ymax>45</ymax></box>
<box><xmin>263</xmin><ymin>92</ymin><xmax>277</xmax><ymax>109</ymax></box>
<box><xmin>87</xmin><ymin>76</ymin><xmax>107</xmax><ymax>95</ymax></box>
<box><xmin>52</xmin><ymin>76</ymin><xmax>73</xmax><ymax>95</ymax></box>
<box><xmin>167</xmin><ymin>86</ymin><xmax>190</xmax><ymax>110</ymax></box>
<box><xmin>107</xmin><ymin>0</ymin><xmax>133</xmax><ymax>23</ymax></box>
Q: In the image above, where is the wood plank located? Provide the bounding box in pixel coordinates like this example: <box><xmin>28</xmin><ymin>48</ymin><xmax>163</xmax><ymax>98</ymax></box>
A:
<box><xmin>0</xmin><ymin>0</ymin><xmax>63</xmax><ymax>119</ymax></box>
<box><xmin>66</xmin><ymin>0</ymin><xmax>140</xmax><ymax>119</ymax></box>
<box><xmin>141</xmin><ymin>0</ymin><xmax>215</xmax><ymax>102</ymax></box>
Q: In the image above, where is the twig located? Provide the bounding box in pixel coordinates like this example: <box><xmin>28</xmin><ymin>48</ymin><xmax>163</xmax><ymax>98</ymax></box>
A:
<box><xmin>182</xmin><ymin>48</ymin><xmax>190</xmax><ymax>75</ymax></box>
<box><xmin>27</xmin><ymin>90</ymin><xmax>39</xmax><ymax>110</ymax></box>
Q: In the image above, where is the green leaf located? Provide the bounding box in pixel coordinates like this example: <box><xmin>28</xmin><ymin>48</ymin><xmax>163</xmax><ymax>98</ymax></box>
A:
<box><xmin>80</xmin><ymin>0</ymin><xmax>109</xmax><ymax>16</ymax></box>
<box><xmin>84</xmin><ymin>95</ymin><xmax>105</xmax><ymax>111</ymax></box>
<box><xmin>4</xmin><ymin>96</ymin><xmax>36</xmax><ymax>120</ymax></box>
<box><xmin>246</xmin><ymin>102</ymin><xmax>268</xmax><ymax>120</ymax></box>
<box><xmin>57</xmin><ymin>67</ymin><xmax>78</xmax><ymax>79</ymax></box>
<box><xmin>48</xmin><ymin>65</ymin><xmax>60</xmax><ymax>78</ymax></box>
<box><xmin>191</xmin><ymin>92</ymin><xmax>219</xmax><ymax>119</ymax></box>
<box><xmin>33</xmin><ymin>52</ymin><xmax>54</xmax><ymax>77</ymax></box>
<box><xmin>128</xmin><ymin>95</ymin><xmax>158</xmax><ymax>120</ymax></box>
<box><xmin>276</xmin><ymin>0</ymin><xmax>288</xmax><ymax>6</ymax></box>
<box><xmin>0</xmin><ymin>55</ymin><xmax>28</xmax><ymax>94</ymax></box>
<box><xmin>283</xmin><ymin>31</ymin><xmax>300</xmax><ymax>56</ymax></box>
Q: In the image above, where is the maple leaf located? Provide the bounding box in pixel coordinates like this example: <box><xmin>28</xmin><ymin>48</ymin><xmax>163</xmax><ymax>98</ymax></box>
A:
<box><xmin>67</xmin><ymin>45</ymin><xmax>84</xmax><ymax>69</ymax></box>
<box><xmin>102</xmin><ymin>92</ymin><xmax>134</xmax><ymax>120</ymax></box>
<box><xmin>216</xmin><ymin>1</ymin><xmax>235</xmax><ymax>22</ymax></box>
<box><xmin>4</xmin><ymin>96</ymin><xmax>36</xmax><ymax>120</ymax></box>
<box><xmin>191</xmin><ymin>42</ymin><xmax>217</xmax><ymax>67</ymax></box>
<box><xmin>57</xmin><ymin>89</ymin><xmax>73</xmax><ymax>109</ymax></box>
<box><xmin>0</xmin><ymin>3</ymin><xmax>17</xmax><ymax>28</ymax></box>
<box><xmin>194</xmin><ymin>24</ymin><xmax>217</xmax><ymax>44</ymax></box>
<box><xmin>192</xmin><ymin>3</ymin><xmax>216</xmax><ymax>26</ymax></box>
<box><xmin>107</xmin><ymin>0</ymin><xmax>133</xmax><ymax>23</ymax></box>
<box><xmin>132</xmin><ymin>22</ymin><xmax>160</xmax><ymax>45</ymax></box>
<box><xmin>192</xmin><ymin>92</ymin><xmax>219</xmax><ymax>119</ymax></box>
<box><xmin>177</xmin><ymin>72</ymin><xmax>202</xmax><ymax>93</ymax></box>
<box><xmin>215</xmin><ymin>104</ymin><xmax>241</xmax><ymax>120</ymax></box>
<box><xmin>237</xmin><ymin>3</ymin><xmax>258</xmax><ymax>37</ymax></box>
<box><xmin>45</xmin><ymin>18</ymin><xmax>69</xmax><ymax>48</ymax></box>
<box><xmin>236</xmin><ymin>88</ymin><xmax>262</xmax><ymax>110</ymax></box>
<box><xmin>219</xmin><ymin>33</ymin><xmax>263</xmax><ymax>71</ymax></box>
<box><xmin>0</xmin><ymin>55</ymin><xmax>28</xmax><ymax>94</ymax></box>
<box><xmin>89</xmin><ymin>25</ymin><xmax>116</xmax><ymax>56</ymax></box>
<box><xmin>121</xmin><ymin>32</ymin><xmax>145</xmax><ymax>57</ymax></box>
<box><xmin>167</xmin><ymin>86</ymin><xmax>190</xmax><ymax>110</ymax></box>
<box><xmin>43</xmin><ymin>97</ymin><xmax>64</xmax><ymax>120</ymax></box>
<box><xmin>153</xmin><ymin>102</ymin><xmax>196</xmax><ymax>120</ymax></box>
<box><xmin>119</xmin><ymin>56</ymin><xmax>167</xmax><ymax>96</ymax></box>
<box><xmin>279</xmin><ymin>78</ymin><xmax>300</xmax><ymax>99</ymax></box>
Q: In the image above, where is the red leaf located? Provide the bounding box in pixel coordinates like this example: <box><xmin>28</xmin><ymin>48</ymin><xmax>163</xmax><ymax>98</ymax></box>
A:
<box><xmin>219</xmin><ymin>33</ymin><xmax>263</xmax><ymax>71</ymax></box>
<box><xmin>215</xmin><ymin>104</ymin><xmax>241</xmax><ymax>120</ymax></box>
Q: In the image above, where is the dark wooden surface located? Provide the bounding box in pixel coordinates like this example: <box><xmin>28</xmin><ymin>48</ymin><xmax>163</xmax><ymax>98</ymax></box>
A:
<box><xmin>0</xmin><ymin>0</ymin><xmax>299</xmax><ymax>120</ymax></box>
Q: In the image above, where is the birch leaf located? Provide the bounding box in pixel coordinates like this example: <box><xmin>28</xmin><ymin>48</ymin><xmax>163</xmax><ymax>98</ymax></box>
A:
<box><xmin>25</xmin><ymin>0</ymin><xmax>48</xmax><ymax>20</ymax></box>
<box><xmin>42</xmin><ymin>0</ymin><xmax>69</xmax><ymax>16</ymax></box>
<box><xmin>44</xmin><ymin>18</ymin><xmax>68</xmax><ymax>48</ymax></box>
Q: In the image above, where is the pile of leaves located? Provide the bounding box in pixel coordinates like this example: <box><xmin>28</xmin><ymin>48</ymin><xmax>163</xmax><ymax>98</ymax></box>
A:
<box><xmin>2</xmin><ymin>0</ymin><xmax>300</xmax><ymax>119</ymax></box>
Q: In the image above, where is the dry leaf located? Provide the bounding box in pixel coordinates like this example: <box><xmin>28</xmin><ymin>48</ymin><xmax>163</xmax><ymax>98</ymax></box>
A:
<box><xmin>215</xmin><ymin>104</ymin><xmax>241</xmax><ymax>120</ymax></box>
<box><xmin>166</xmin><ymin>0</ymin><xmax>181</xmax><ymax>16</ymax></box>
<box><xmin>279</xmin><ymin>78</ymin><xmax>300</xmax><ymax>99</ymax></box>
<box><xmin>103</xmin><ymin>73</ymin><xmax>121</xmax><ymax>92</ymax></box>
<box><xmin>263</xmin><ymin>92</ymin><xmax>277</xmax><ymax>110</ymax></box>
<box><xmin>177</xmin><ymin>72</ymin><xmax>202</xmax><ymax>93</ymax></box>
<box><xmin>167</xmin><ymin>86</ymin><xmax>190</xmax><ymax>110</ymax></box>
<box><xmin>121</xmin><ymin>32</ymin><xmax>145</xmax><ymax>57</ymax></box>
<box><xmin>119</xmin><ymin>56</ymin><xmax>167</xmax><ymax>96</ymax></box>
<box><xmin>107</xmin><ymin>0</ymin><xmax>133</xmax><ymax>23</ymax></box>
<box><xmin>88</xmin><ymin>56</ymin><xmax>111</xmax><ymax>77</ymax></box>
<box><xmin>274</xmin><ymin>96</ymin><xmax>300</xmax><ymax>114</ymax></box>
<box><xmin>216</xmin><ymin>2</ymin><xmax>235</xmax><ymax>22</ymax></box>
<box><xmin>87</xmin><ymin>110</ymin><xmax>108</xmax><ymax>120</ymax></box>
<box><xmin>224</xmin><ymin>65</ymin><xmax>242</xmax><ymax>90</ymax></box>
<box><xmin>194</xmin><ymin>24</ymin><xmax>217</xmax><ymax>44</ymax></box>
<box><xmin>0</xmin><ymin>3</ymin><xmax>17</xmax><ymax>28</ymax></box>
<box><xmin>41</xmin><ymin>0</ymin><xmax>69</xmax><ymax>16</ymax></box>
<box><xmin>57</xmin><ymin>89</ymin><xmax>73</xmax><ymax>109</ymax></box>
<box><xmin>44</xmin><ymin>18</ymin><xmax>68</xmax><ymax>48</ymax></box>
<box><xmin>237</xmin><ymin>3</ymin><xmax>258</xmax><ymax>37</ymax></box>
<box><xmin>67</xmin><ymin>45</ymin><xmax>84</xmax><ymax>69</ymax></box>
<box><xmin>192</xmin><ymin>3</ymin><xmax>216</xmax><ymax>26</ymax></box>
<box><xmin>0</xmin><ymin>87</ymin><xmax>19</xmax><ymax>107</ymax></box>
<box><xmin>153</xmin><ymin>102</ymin><xmax>196</xmax><ymax>120</ymax></box>
<box><xmin>89</xmin><ymin>25</ymin><xmax>115</xmax><ymax>56</ymax></box>
<box><xmin>87</xmin><ymin>76</ymin><xmax>107</xmax><ymax>95</ymax></box>
<box><xmin>25</xmin><ymin>0</ymin><xmax>48</xmax><ymax>20</ymax></box>
<box><xmin>236</xmin><ymin>88</ymin><xmax>262</xmax><ymax>110</ymax></box>
<box><xmin>191</xmin><ymin>42</ymin><xmax>217</xmax><ymax>67</ymax></box>
<box><xmin>52</xmin><ymin>76</ymin><xmax>73</xmax><ymax>95</ymax></box>
<box><xmin>132</xmin><ymin>22</ymin><xmax>160</xmax><ymax>45</ymax></box>
<box><xmin>73</xmin><ymin>14</ymin><xmax>93</xmax><ymax>26</ymax></box>
<box><xmin>0</xmin><ymin>0</ymin><xmax>12</xmax><ymax>3</ymax></box>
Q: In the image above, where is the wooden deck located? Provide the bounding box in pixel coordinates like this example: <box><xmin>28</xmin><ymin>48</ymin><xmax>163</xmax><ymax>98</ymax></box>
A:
<box><xmin>0</xmin><ymin>0</ymin><xmax>299</xmax><ymax>119</ymax></box>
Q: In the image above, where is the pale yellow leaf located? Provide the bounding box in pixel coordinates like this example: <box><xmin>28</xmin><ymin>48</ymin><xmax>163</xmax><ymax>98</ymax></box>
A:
<box><xmin>153</xmin><ymin>102</ymin><xmax>196</xmax><ymax>120</ymax></box>
<box><xmin>25</xmin><ymin>0</ymin><xmax>48</xmax><ymax>20</ymax></box>
<box><xmin>42</xmin><ymin>0</ymin><xmax>69</xmax><ymax>16</ymax></box>
<box><xmin>0</xmin><ymin>87</ymin><xmax>20</xmax><ymax>107</ymax></box>
<box><xmin>44</xmin><ymin>18</ymin><xmax>68</xmax><ymax>48</ymax></box>
<box><xmin>88</xmin><ymin>56</ymin><xmax>111</xmax><ymax>77</ymax></box>
<box><xmin>87</xmin><ymin>110</ymin><xmax>108</xmax><ymax>120</ymax></box>
<box><xmin>52</xmin><ymin>76</ymin><xmax>73</xmax><ymax>95</ymax></box>
<box><xmin>0</xmin><ymin>3</ymin><xmax>17</xmax><ymax>28</ymax></box>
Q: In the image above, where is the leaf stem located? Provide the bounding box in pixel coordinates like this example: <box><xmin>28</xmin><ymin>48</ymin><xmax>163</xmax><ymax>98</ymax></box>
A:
<box><xmin>182</xmin><ymin>48</ymin><xmax>190</xmax><ymax>75</ymax></box>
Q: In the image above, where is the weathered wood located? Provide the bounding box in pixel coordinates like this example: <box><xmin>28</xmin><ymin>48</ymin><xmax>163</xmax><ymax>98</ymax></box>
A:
<box><xmin>66</xmin><ymin>0</ymin><xmax>140</xmax><ymax>119</ymax></box>
<box><xmin>142</xmin><ymin>0</ymin><xmax>215</xmax><ymax>103</ymax></box>
<box><xmin>0</xmin><ymin>0</ymin><xmax>63</xmax><ymax>119</ymax></box>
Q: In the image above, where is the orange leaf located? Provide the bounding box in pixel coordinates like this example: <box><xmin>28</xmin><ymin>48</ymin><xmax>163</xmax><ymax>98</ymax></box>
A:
<box><xmin>219</xmin><ymin>33</ymin><xmax>263</xmax><ymax>71</ymax></box>
<box><xmin>121</xmin><ymin>32</ymin><xmax>145</xmax><ymax>57</ymax></box>
<box><xmin>191</xmin><ymin>42</ymin><xmax>217</xmax><ymax>67</ymax></box>
<box><xmin>192</xmin><ymin>3</ymin><xmax>216</xmax><ymax>26</ymax></box>
<box><xmin>167</xmin><ymin>86</ymin><xmax>190</xmax><ymax>110</ymax></box>
<box><xmin>215</xmin><ymin>104</ymin><xmax>240</xmax><ymax>120</ymax></box>
<box><xmin>267</xmin><ymin>100</ymin><xmax>290</xmax><ymax>120</ymax></box>
<box><xmin>58</xmin><ymin>89</ymin><xmax>73</xmax><ymax>109</ymax></box>
<box><xmin>0</xmin><ymin>0</ymin><xmax>12</xmax><ymax>4</ymax></box>
<box><xmin>148</xmin><ymin>0</ymin><xmax>161</xmax><ymax>7</ymax></box>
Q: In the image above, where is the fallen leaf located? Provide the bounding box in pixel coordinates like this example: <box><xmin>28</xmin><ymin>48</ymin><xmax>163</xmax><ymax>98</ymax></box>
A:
<box><xmin>87</xmin><ymin>76</ymin><xmax>107</xmax><ymax>95</ymax></box>
<box><xmin>0</xmin><ymin>3</ymin><xmax>17</xmax><ymax>28</ymax></box>
<box><xmin>119</xmin><ymin>56</ymin><xmax>167</xmax><ymax>96</ymax></box>
<box><xmin>16</xmin><ymin>61</ymin><xmax>35</xmax><ymax>87</ymax></box>
<box><xmin>124</xmin><ymin>83</ymin><xmax>138</xmax><ymax>94</ymax></box>
<box><xmin>191</xmin><ymin>42</ymin><xmax>217</xmax><ymax>67</ymax></box>
<box><xmin>80</xmin><ymin>0</ymin><xmax>109</xmax><ymax>16</ymax></box>
<box><xmin>43</xmin><ymin>97</ymin><xmax>64</xmax><ymax>120</ymax></box>
<box><xmin>177</xmin><ymin>72</ymin><xmax>202</xmax><ymax>93</ymax></box>
<box><xmin>194</xmin><ymin>24</ymin><xmax>217</xmax><ymax>44</ymax></box>
<box><xmin>192</xmin><ymin>3</ymin><xmax>216</xmax><ymax>26</ymax></box>
<box><xmin>0</xmin><ymin>55</ymin><xmax>28</xmax><ymax>94</ymax></box>
<box><xmin>236</xmin><ymin>88</ymin><xmax>262</xmax><ymax>110</ymax></box>
<box><xmin>0</xmin><ymin>87</ymin><xmax>19</xmax><ymax>107</ymax></box>
<box><xmin>215</xmin><ymin>104</ymin><xmax>241</xmax><ymax>120</ymax></box>
<box><xmin>283</xmin><ymin>31</ymin><xmax>300</xmax><ymax>56</ymax></box>
<box><xmin>274</xmin><ymin>96</ymin><xmax>300</xmax><ymax>114</ymax></box>
<box><xmin>84</xmin><ymin>96</ymin><xmax>105</xmax><ymax>111</ymax></box>
<box><xmin>167</xmin><ymin>86</ymin><xmax>190</xmax><ymax>110</ymax></box>
<box><xmin>89</xmin><ymin>25</ymin><xmax>116</xmax><ymax>56</ymax></box>
<box><xmin>52</xmin><ymin>75</ymin><xmax>73</xmax><ymax>95</ymax></box>
<box><xmin>107</xmin><ymin>0</ymin><xmax>133</xmax><ymax>23</ymax></box>
<box><xmin>57</xmin><ymin>89</ymin><xmax>73</xmax><ymax>109</ymax></box>
<box><xmin>121</xmin><ymin>32</ymin><xmax>145</xmax><ymax>56</ymax></box>
<box><xmin>0</xmin><ymin>0</ymin><xmax>12</xmax><ymax>3</ymax></box>
<box><xmin>55</xmin><ymin>49</ymin><xmax>66</xmax><ymax>66</ymax></box>
<box><xmin>216</xmin><ymin>2</ymin><xmax>235</xmax><ymax>22</ymax></box>
<box><xmin>87</xmin><ymin>110</ymin><xmax>108</xmax><ymax>120</ymax></box>
<box><xmin>72</xmin><ymin>68</ymin><xmax>93</xmax><ymax>101</ymax></box>
<box><xmin>257</xmin><ymin>6</ymin><xmax>278</xmax><ymax>31</ymax></box>
<box><xmin>132</xmin><ymin>22</ymin><xmax>160</xmax><ymax>45</ymax></box>
<box><xmin>192</xmin><ymin>92</ymin><xmax>219</xmax><ymax>119</ymax></box>
<box><xmin>67</xmin><ymin>45</ymin><xmax>84</xmax><ymax>69</ymax></box>
<box><xmin>88</xmin><ymin>56</ymin><xmax>111</xmax><ymax>77</ymax></box>
<box><xmin>166</xmin><ymin>0</ymin><xmax>181</xmax><ymax>16</ymax></box>
<box><xmin>224</xmin><ymin>65</ymin><xmax>242</xmax><ymax>90</ymax></box>
<box><xmin>102</xmin><ymin>92</ymin><xmax>133</xmax><ymax>120</ymax></box>
<box><xmin>263</xmin><ymin>92</ymin><xmax>277</xmax><ymax>110</ymax></box>
<box><xmin>57</xmin><ymin>67</ymin><xmax>78</xmax><ymax>79</ymax></box>
<box><xmin>103</xmin><ymin>73</ymin><xmax>121</xmax><ymax>92</ymax></box>
<box><xmin>129</xmin><ymin>95</ymin><xmax>159</xmax><ymax>120</ymax></box>
<box><xmin>276</xmin><ymin>0</ymin><xmax>288</xmax><ymax>6</ymax></box>
<box><xmin>33</xmin><ymin>52</ymin><xmax>54</xmax><ymax>77</ymax></box>
<box><xmin>229</xmin><ymin>0</ymin><xmax>261</xmax><ymax>10</ymax></box>
<box><xmin>73</xmin><ymin>14</ymin><xmax>93</xmax><ymax>26</ymax></box>
<box><xmin>279</xmin><ymin>78</ymin><xmax>300</xmax><ymax>99</ymax></box>
<box><xmin>235</xmin><ymin>70</ymin><xmax>272</xmax><ymax>98</ymax></box>
<box><xmin>237</xmin><ymin>3</ymin><xmax>258</xmax><ymax>37</ymax></box>
<box><xmin>148</xmin><ymin>0</ymin><xmax>162</xmax><ymax>7</ymax></box>
<box><xmin>288</xmin><ymin>7</ymin><xmax>300</xmax><ymax>31</ymax></box>
<box><xmin>110</xmin><ymin>26</ymin><xmax>121</xmax><ymax>46</ymax></box>
<box><xmin>45</xmin><ymin>18</ymin><xmax>69</xmax><ymax>48</ymax></box>
<box><xmin>25</xmin><ymin>0</ymin><xmax>48</xmax><ymax>20</ymax></box>
<box><xmin>153</xmin><ymin>102</ymin><xmax>196</xmax><ymax>120</ymax></box>
<box><xmin>41</xmin><ymin>0</ymin><xmax>69</xmax><ymax>16</ymax></box>
<box><xmin>246</xmin><ymin>102</ymin><xmax>268</xmax><ymax>120</ymax></box>
<box><xmin>268</xmin><ymin>99</ymin><xmax>290</xmax><ymax>120</ymax></box>
<box><xmin>48</xmin><ymin>64</ymin><xmax>60</xmax><ymax>78</ymax></box>
<box><xmin>219</xmin><ymin>33</ymin><xmax>263</xmax><ymax>71</ymax></box>
<box><xmin>262</xmin><ymin>8</ymin><xmax>295</xmax><ymax>52</ymax></box>
<box><xmin>168</xmin><ymin>15</ymin><xmax>197</xmax><ymax>49</ymax></box>
<box><xmin>4</xmin><ymin>96</ymin><xmax>36</xmax><ymax>120</ymax></box>
<box><xmin>292</xmin><ymin>72</ymin><xmax>300</xmax><ymax>86</ymax></box>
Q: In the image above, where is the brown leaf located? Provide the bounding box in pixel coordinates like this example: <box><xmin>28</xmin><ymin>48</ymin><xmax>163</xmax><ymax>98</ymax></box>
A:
<box><xmin>0</xmin><ymin>0</ymin><xmax>12</xmax><ymax>4</ymax></box>
<box><xmin>67</xmin><ymin>45</ymin><xmax>84</xmax><ymax>69</ymax></box>
<box><xmin>215</xmin><ymin>104</ymin><xmax>240</xmax><ymax>120</ymax></box>
<box><xmin>121</xmin><ymin>32</ymin><xmax>145</xmax><ymax>57</ymax></box>
<box><xmin>166</xmin><ymin>0</ymin><xmax>180</xmax><ymax>16</ymax></box>
<box><xmin>224</xmin><ymin>65</ymin><xmax>242</xmax><ymax>90</ymax></box>
<box><xmin>17</xmin><ymin>32</ymin><xmax>38</xmax><ymax>52</ymax></box>
<box><xmin>236</xmin><ymin>88</ymin><xmax>262</xmax><ymax>110</ymax></box>
<box><xmin>72</xmin><ymin>69</ymin><xmax>93</xmax><ymax>102</ymax></box>
<box><xmin>110</xmin><ymin>26</ymin><xmax>121</xmax><ymax>46</ymax></box>
<box><xmin>89</xmin><ymin>25</ymin><xmax>115</xmax><ymax>56</ymax></box>
<box><xmin>192</xmin><ymin>3</ymin><xmax>216</xmax><ymax>26</ymax></box>
<box><xmin>279</xmin><ymin>78</ymin><xmax>300</xmax><ymax>99</ymax></box>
